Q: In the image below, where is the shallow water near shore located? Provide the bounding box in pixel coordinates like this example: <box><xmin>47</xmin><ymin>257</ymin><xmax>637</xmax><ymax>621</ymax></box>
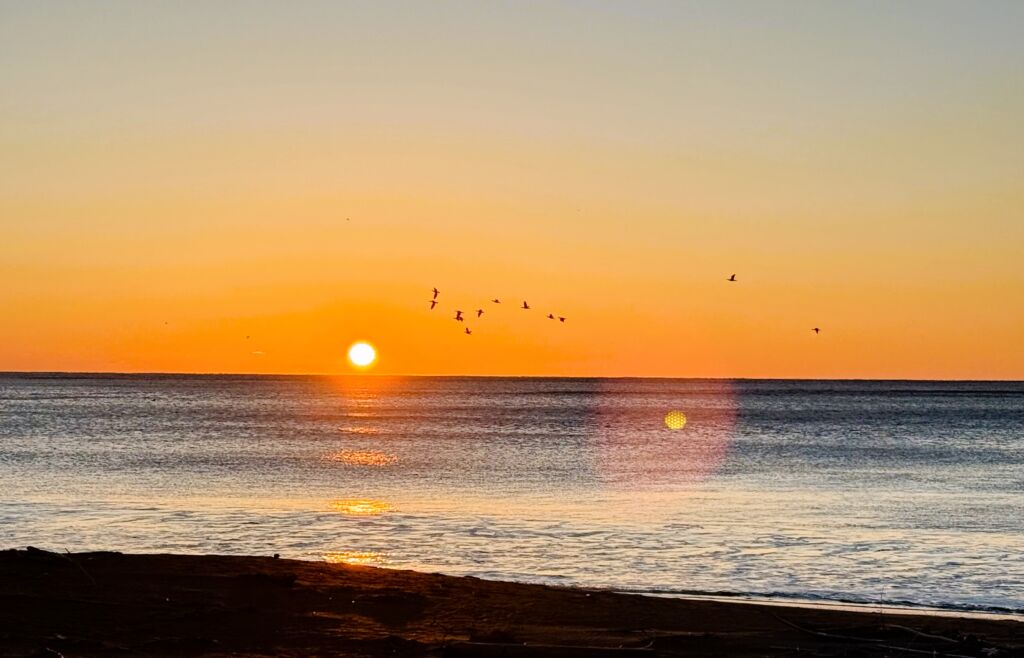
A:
<box><xmin>1</xmin><ymin>374</ymin><xmax>1022</xmax><ymax>613</ymax></box>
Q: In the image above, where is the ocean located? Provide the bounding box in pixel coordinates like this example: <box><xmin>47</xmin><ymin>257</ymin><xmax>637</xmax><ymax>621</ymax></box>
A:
<box><xmin>1</xmin><ymin>374</ymin><xmax>1021</xmax><ymax>614</ymax></box>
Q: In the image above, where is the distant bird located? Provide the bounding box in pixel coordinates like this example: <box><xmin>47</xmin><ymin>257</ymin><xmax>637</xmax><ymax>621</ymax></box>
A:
<box><xmin>558</xmin><ymin>316</ymin><xmax>566</xmax><ymax>323</ymax></box>
<box><xmin>813</xmin><ymin>327</ymin><xmax>821</xmax><ymax>334</ymax></box>
<box><xmin>476</xmin><ymin>309</ymin><xmax>484</xmax><ymax>318</ymax></box>
<box><xmin>547</xmin><ymin>313</ymin><xmax>555</xmax><ymax>320</ymax></box>
<box><xmin>465</xmin><ymin>327</ymin><xmax>472</xmax><ymax>335</ymax></box>
<box><xmin>432</xmin><ymin>287</ymin><xmax>440</xmax><ymax>299</ymax></box>
<box><xmin>727</xmin><ymin>274</ymin><xmax>737</xmax><ymax>282</ymax></box>
<box><xmin>429</xmin><ymin>300</ymin><xmax>438</xmax><ymax>310</ymax></box>
<box><xmin>246</xmin><ymin>335</ymin><xmax>250</xmax><ymax>339</ymax></box>
<box><xmin>491</xmin><ymin>298</ymin><xmax>501</xmax><ymax>304</ymax></box>
<box><xmin>454</xmin><ymin>310</ymin><xmax>464</xmax><ymax>321</ymax></box>
<box><xmin>521</xmin><ymin>301</ymin><xmax>530</xmax><ymax>310</ymax></box>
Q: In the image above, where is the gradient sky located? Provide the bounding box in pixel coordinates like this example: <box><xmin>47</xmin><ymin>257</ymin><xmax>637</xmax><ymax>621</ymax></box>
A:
<box><xmin>2</xmin><ymin>1</ymin><xmax>1022</xmax><ymax>378</ymax></box>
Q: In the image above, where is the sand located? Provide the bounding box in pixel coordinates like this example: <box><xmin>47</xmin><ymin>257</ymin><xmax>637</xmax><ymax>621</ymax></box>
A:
<box><xmin>1</xmin><ymin>548</ymin><xmax>1020</xmax><ymax>657</ymax></box>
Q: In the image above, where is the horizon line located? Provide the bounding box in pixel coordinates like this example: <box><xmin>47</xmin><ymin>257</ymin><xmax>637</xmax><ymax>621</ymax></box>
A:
<box><xmin>2</xmin><ymin>370</ymin><xmax>1022</xmax><ymax>383</ymax></box>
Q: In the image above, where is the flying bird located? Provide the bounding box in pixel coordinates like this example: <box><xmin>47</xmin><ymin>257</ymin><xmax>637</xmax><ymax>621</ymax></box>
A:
<box><xmin>432</xmin><ymin>287</ymin><xmax>440</xmax><ymax>299</ymax></box>
<box><xmin>465</xmin><ymin>327</ymin><xmax>472</xmax><ymax>335</ymax></box>
<box><xmin>547</xmin><ymin>313</ymin><xmax>555</xmax><ymax>320</ymax></box>
<box><xmin>476</xmin><ymin>309</ymin><xmax>484</xmax><ymax>318</ymax></box>
<box><xmin>727</xmin><ymin>274</ymin><xmax>737</xmax><ymax>282</ymax></box>
<box><xmin>558</xmin><ymin>316</ymin><xmax>566</xmax><ymax>323</ymax></box>
<box><xmin>454</xmin><ymin>310</ymin><xmax>464</xmax><ymax>321</ymax></box>
<box><xmin>491</xmin><ymin>298</ymin><xmax>501</xmax><ymax>304</ymax></box>
<box><xmin>429</xmin><ymin>300</ymin><xmax>438</xmax><ymax>310</ymax></box>
<box><xmin>521</xmin><ymin>301</ymin><xmax>530</xmax><ymax>310</ymax></box>
<box><xmin>813</xmin><ymin>327</ymin><xmax>821</xmax><ymax>334</ymax></box>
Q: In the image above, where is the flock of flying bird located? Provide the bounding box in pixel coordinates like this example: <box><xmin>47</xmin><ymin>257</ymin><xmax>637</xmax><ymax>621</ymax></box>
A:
<box><xmin>428</xmin><ymin>287</ymin><xmax>566</xmax><ymax>336</ymax></box>
<box><xmin>429</xmin><ymin>274</ymin><xmax>821</xmax><ymax>336</ymax></box>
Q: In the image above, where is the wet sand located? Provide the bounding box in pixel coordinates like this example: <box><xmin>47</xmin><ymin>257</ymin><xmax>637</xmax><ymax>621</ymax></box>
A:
<box><xmin>1</xmin><ymin>548</ymin><xmax>1020</xmax><ymax>657</ymax></box>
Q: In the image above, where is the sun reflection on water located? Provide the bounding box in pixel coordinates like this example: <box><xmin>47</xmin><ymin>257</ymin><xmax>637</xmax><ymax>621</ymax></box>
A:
<box><xmin>325</xmin><ymin>450</ymin><xmax>397</xmax><ymax>467</ymax></box>
<box><xmin>337</xmin><ymin>426</ymin><xmax>380</xmax><ymax>435</ymax></box>
<box><xmin>323</xmin><ymin>550</ymin><xmax>386</xmax><ymax>566</ymax></box>
<box><xmin>329</xmin><ymin>499</ymin><xmax>394</xmax><ymax>516</ymax></box>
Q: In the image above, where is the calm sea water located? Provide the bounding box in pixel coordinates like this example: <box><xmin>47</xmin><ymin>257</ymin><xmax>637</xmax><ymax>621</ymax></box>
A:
<box><xmin>1</xmin><ymin>375</ymin><xmax>1022</xmax><ymax>613</ymax></box>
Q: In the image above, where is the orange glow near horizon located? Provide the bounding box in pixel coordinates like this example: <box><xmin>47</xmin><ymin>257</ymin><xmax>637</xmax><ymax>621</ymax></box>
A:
<box><xmin>2</xmin><ymin>4</ymin><xmax>1023</xmax><ymax>379</ymax></box>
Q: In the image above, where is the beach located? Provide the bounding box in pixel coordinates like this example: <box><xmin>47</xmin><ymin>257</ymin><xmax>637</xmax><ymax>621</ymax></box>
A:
<box><xmin>1</xmin><ymin>549</ymin><xmax>1020</xmax><ymax>657</ymax></box>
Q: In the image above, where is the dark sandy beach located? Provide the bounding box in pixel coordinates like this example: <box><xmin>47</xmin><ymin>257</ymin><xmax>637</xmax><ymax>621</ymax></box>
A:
<box><xmin>0</xmin><ymin>549</ymin><xmax>1020</xmax><ymax>657</ymax></box>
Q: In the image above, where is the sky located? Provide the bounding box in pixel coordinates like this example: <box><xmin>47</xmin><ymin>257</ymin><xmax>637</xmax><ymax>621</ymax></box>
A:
<box><xmin>2</xmin><ymin>1</ymin><xmax>1022</xmax><ymax>378</ymax></box>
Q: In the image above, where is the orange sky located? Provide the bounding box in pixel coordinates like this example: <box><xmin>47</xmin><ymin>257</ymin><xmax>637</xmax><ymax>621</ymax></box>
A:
<box><xmin>2</xmin><ymin>3</ymin><xmax>1023</xmax><ymax>378</ymax></box>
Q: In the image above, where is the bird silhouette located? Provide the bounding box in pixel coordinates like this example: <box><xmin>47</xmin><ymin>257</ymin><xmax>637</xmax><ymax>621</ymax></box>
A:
<box><xmin>476</xmin><ymin>309</ymin><xmax>484</xmax><ymax>318</ymax></box>
<box><xmin>521</xmin><ymin>301</ymin><xmax>530</xmax><ymax>310</ymax></box>
<box><xmin>558</xmin><ymin>316</ymin><xmax>566</xmax><ymax>323</ymax></box>
<box><xmin>547</xmin><ymin>313</ymin><xmax>555</xmax><ymax>320</ymax></box>
<box><xmin>813</xmin><ymin>327</ymin><xmax>821</xmax><ymax>334</ymax></box>
<box><xmin>454</xmin><ymin>310</ymin><xmax>464</xmax><ymax>322</ymax></box>
<box><xmin>491</xmin><ymin>298</ymin><xmax>501</xmax><ymax>304</ymax></box>
<box><xmin>465</xmin><ymin>327</ymin><xmax>472</xmax><ymax>335</ymax></box>
<box><xmin>429</xmin><ymin>300</ymin><xmax>438</xmax><ymax>310</ymax></box>
<box><xmin>432</xmin><ymin>287</ymin><xmax>440</xmax><ymax>299</ymax></box>
<box><xmin>727</xmin><ymin>274</ymin><xmax>737</xmax><ymax>282</ymax></box>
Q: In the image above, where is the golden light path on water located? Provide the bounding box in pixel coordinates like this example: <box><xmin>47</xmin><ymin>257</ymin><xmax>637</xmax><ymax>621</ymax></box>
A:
<box><xmin>329</xmin><ymin>499</ymin><xmax>394</xmax><ymax>516</ymax></box>
<box><xmin>323</xmin><ymin>551</ymin><xmax>386</xmax><ymax>566</ymax></box>
<box><xmin>325</xmin><ymin>449</ymin><xmax>397</xmax><ymax>467</ymax></box>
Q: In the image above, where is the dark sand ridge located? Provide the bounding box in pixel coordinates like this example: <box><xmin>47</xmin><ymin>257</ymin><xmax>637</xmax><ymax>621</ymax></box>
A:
<box><xmin>1</xmin><ymin>549</ymin><xmax>1020</xmax><ymax>657</ymax></box>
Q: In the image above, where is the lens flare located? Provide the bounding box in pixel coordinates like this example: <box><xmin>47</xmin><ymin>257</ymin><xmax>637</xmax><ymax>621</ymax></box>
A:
<box><xmin>664</xmin><ymin>410</ymin><xmax>687</xmax><ymax>430</ymax></box>
<box><xmin>588</xmin><ymin>380</ymin><xmax>736</xmax><ymax>487</ymax></box>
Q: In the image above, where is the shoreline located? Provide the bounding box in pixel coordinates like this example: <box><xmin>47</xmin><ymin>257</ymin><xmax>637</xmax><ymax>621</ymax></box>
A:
<box><xmin>633</xmin><ymin>591</ymin><xmax>1024</xmax><ymax>623</ymax></box>
<box><xmin>2</xmin><ymin>549</ymin><xmax>1021</xmax><ymax>657</ymax></box>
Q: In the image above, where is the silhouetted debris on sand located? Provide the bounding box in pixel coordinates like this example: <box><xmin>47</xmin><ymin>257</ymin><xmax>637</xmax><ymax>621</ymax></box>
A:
<box><xmin>1</xmin><ymin>549</ymin><xmax>1020</xmax><ymax>657</ymax></box>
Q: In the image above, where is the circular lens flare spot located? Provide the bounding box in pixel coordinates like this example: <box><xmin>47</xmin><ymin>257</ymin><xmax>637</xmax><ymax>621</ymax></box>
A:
<box><xmin>347</xmin><ymin>342</ymin><xmax>377</xmax><ymax>368</ymax></box>
<box><xmin>664</xmin><ymin>410</ymin><xmax>687</xmax><ymax>430</ymax></box>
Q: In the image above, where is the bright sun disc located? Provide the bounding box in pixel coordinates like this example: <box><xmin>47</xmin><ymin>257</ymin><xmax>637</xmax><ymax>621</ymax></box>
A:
<box><xmin>347</xmin><ymin>341</ymin><xmax>376</xmax><ymax>368</ymax></box>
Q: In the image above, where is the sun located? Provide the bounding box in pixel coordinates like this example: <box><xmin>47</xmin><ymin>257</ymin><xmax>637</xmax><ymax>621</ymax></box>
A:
<box><xmin>347</xmin><ymin>341</ymin><xmax>377</xmax><ymax>368</ymax></box>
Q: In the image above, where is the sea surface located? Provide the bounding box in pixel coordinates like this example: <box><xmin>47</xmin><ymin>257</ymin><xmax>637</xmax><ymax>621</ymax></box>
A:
<box><xmin>1</xmin><ymin>375</ymin><xmax>1022</xmax><ymax>614</ymax></box>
